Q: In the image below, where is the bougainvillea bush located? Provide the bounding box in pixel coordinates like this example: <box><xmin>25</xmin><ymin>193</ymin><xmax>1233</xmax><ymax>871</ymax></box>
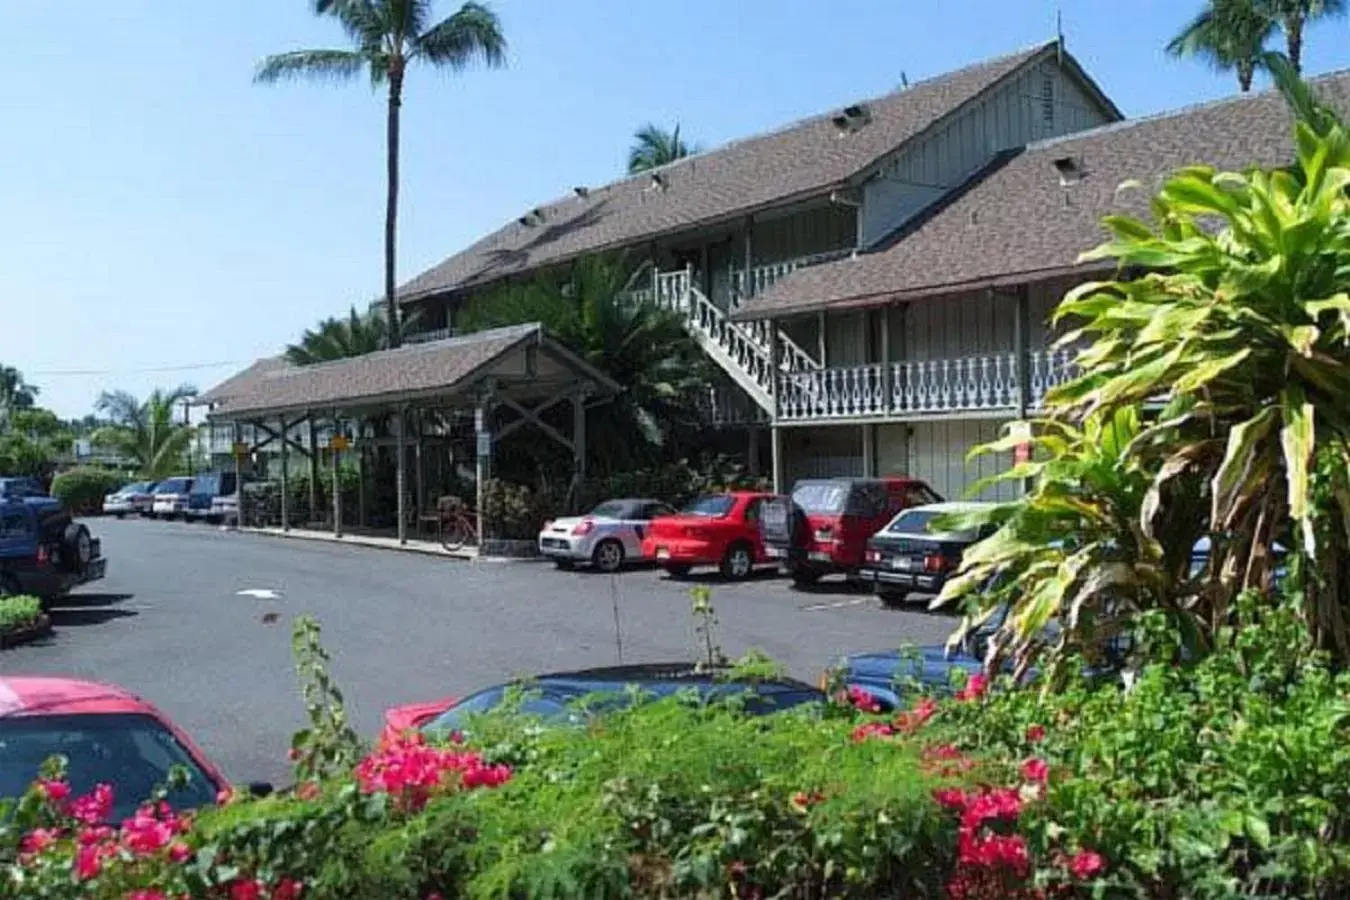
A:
<box><xmin>6</xmin><ymin>599</ymin><xmax>1350</xmax><ymax>898</ymax></box>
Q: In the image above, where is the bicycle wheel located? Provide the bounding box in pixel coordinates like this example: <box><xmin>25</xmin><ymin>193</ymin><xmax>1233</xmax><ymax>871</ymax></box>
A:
<box><xmin>442</xmin><ymin>515</ymin><xmax>474</xmax><ymax>550</ymax></box>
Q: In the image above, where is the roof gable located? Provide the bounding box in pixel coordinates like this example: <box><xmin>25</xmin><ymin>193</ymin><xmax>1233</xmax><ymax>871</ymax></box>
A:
<box><xmin>399</xmin><ymin>41</ymin><xmax>1084</xmax><ymax>303</ymax></box>
<box><xmin>737</xmin><ymin>70</ymin><xmax>1350</xmax><ymax>316</ymax></box>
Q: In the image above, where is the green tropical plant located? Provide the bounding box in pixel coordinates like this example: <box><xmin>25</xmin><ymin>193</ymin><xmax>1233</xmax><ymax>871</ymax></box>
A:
<box><xmin>458</xmin><ymin>255</ymin><xmax>714</xmax><ymax>471</ymax></box>
<box><xmin>257</xmin><ymin>0</ymin><xmax>507</xmax><ymax>348</ymax></box>
<box><xmin>0</xmin><ymin>596</ymin><xmax>41</xmax><ymax>632</ymax></box>
<box><xmin>627</xmin><ymin>122</ymin><xmax>698</xmax><ymax>173</ymax></box>
<box><xmin>285</xmin><ymin>305</ymin><xmax>421</xmax><ymax>364</ymax></box>
<box><xmin>1266</xmin><ymin>0</ymin><xmax>1346</xmax><ymax>71</ymax></box>
<box><xmin>49</xmin><ymin>468</ymin><xmax>126</xmax><ymax>516</ymax></box>
<box><xmin>941</xmin><ymin>114</ymin><xmax>1350</xmax><ymax>670</ymax></box>
<box><xmin>1167</xmin><ymin>0</ymin><xmax>1278</xmax><ymax>91</ymax></box>
<box><xmin>92</xmin><ymin>386</ymin><xmax>197</xmax><ymax>480</ymax></box>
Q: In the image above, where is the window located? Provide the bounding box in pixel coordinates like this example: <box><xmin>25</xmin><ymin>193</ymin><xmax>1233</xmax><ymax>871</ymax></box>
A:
<box><xmin>681</xmin><ymin>495</ymin><xmax>735</xmax><ymax>518</ymax></box>
<box><xmin>791</xmin><ymin>482</ymin><xmax>848</xmax><ymax>514</ymax></box>
<box><xmin>589</xmin><ymin>501</ymin><xmax>631</xmax><ymax>520</ymax></box>
<box><xmin>886</xmin><ymin>509</ymin><xmax>980</xmax><ymax>541</ymax></box>
<box><xmin>903</xmin><ymin>485</ymin><xmax>941</xmax><ymax>507</ymax></box>
<box><xmin>641</xmin><ymin>503</ymin><xmax>675</xmax><ymax>520</ymax></box>
<box><xmin>0</xmin><ymin>509</ymin><xmax>31</xmax><ymax>540</ymax></box>
<box><xmin>742</xmin><ymin>498</ymin><xmax>763</xmax><ymax>523</ymax></box>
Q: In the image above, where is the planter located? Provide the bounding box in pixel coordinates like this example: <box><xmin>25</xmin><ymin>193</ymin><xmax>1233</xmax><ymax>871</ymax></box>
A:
<box><xmin>0</xmin><ymin>613</ymin><xmax>52</xmax><ymax>649</ymax></box>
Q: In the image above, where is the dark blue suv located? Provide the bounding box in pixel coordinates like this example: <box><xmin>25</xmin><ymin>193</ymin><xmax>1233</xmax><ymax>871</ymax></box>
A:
<box><xmin>0</xmin><ymin>495</ymin><xmax>106</xmax><ymax>603</ymax></box>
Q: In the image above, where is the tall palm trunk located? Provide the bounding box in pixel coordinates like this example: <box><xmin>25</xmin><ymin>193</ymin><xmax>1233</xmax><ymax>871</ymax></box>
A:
<box><xmin>385</xmin><ymin>63</ymin><xmax>404</xmax><ymax>349</ymax></box>
<box><xmin>1285</xmin><ymin>15</ymin><xmax>1305</xmax><ymax>71</ymax></box>
<box><xmin>1239</xmin><ymin>59</ymin><xmax>1256</xmax><ymax>91</ymax></box>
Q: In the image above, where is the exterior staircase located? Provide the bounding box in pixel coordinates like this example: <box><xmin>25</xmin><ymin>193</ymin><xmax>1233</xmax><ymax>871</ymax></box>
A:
<box><xmin>646</xmin><ymin>266</ymin><xmax>821</xmax><ymax>414</ymax></box>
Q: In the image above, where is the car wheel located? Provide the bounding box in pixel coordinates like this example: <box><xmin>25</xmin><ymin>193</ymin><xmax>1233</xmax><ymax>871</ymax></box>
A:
<box><xmin>61</xmin><ymin>523</ymin><xmax>92</xmax><ymax>573</ymax></box>
<box><xmin>115</xmin><ymin>512</ymin><xmax>125</xmax><ymax>520</ymax></box>
<box><xmin>720</xmin><ymin>543</ymin><xmax>754</xmax><ymax>581</ymax></box>
<box><xmin>592</xmin><ymin>539</ymin><xmax>625</xmax><ymax>574</ymax></box>
<box><xmin>554</xmin><ymin>559</ymin><xmax>575</xmax><ymax>571</ymax></box>
<box><xmin>790</xmin><ymin>566</ymin><xmax>821</xmax><ymax>588</ymax></box>
<box><xmin>664</xmin><ymin>563</ymin><xmax>692</xmax><ymax>578</ymax></box>
<box><xmin>877</xmin><ymin>589</ymin><xmax>909</xmax><ymax>607</ymax></box>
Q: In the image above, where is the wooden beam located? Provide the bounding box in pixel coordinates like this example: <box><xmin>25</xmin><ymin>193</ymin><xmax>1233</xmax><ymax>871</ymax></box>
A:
<box><xmin>330</xmin><ymin>413</ymin><xmax>342</xmax><ymax>539</ymax></box>
<box><xmin>396</xmin><ymin>408</ymin><xmax>407</xmax><ymax>545</ymax></box>
<box><xmin>251</xmin><ymin>414</ymin><xmax>312</xmax><ymax>456</ymax></box>
<box><xmin>278</xmin><ymin>415</ymin><xmax>289</xmax><ymax>532</ymax></box>
<box><xmin>307</xmin><ymin>414</ymin><xmax>319</xmax><ymax>526</ymax></box>
<box><xmin>495</xmin><ymin>393</ymin><xmax>574</xmax><ymax>452</ymax></box>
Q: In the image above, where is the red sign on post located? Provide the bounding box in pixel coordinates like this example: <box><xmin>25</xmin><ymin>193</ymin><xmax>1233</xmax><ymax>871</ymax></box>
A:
<box><xmin>1009</xmin><ymin>422</ymin><xmax>1032</xmax><ymax>465</ymax></box>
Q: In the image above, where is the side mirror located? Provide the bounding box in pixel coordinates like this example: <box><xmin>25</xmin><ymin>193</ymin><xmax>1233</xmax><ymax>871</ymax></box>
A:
<box><xmin>246</xmin><ymin>781</ymin><xmax>274</xmax><ymax>798</ymax></box>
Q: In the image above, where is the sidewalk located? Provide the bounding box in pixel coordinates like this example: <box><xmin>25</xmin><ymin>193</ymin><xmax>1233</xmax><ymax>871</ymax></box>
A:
<box><xmin>237</xmin><ymin>525</ymin><xmax>480</xmax><ymax>560</ymax></box>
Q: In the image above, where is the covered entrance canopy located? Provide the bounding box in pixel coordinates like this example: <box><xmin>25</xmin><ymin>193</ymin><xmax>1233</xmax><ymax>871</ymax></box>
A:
<box><xmin>201</xmin><ymin>323</ymin><xmax>620</xmax><ymax>545</ymax></box>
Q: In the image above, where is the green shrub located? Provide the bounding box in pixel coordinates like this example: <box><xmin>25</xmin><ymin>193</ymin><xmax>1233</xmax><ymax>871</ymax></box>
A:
<box><xmin>0</xmin><ymin>595</ymin><xmax>40</xmax><ymax>632</ymax></box>
<box><xmin>49</xmin><ymin>467</ymin><xmax>126</xmax><ymax>515</ymax></box>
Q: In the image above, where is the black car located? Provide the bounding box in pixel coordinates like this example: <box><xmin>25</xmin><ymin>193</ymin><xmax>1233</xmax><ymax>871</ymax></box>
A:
<box><xmin>858</xmin><ymin>502</ymin><xmax>996</xmax><ymax>606</ymax></box>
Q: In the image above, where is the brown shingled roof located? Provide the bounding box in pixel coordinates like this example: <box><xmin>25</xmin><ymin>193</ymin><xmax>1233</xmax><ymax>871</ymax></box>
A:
<box><xmin>399</xmin><ymin>41</ymin><xmax>1088</xmax><ymax>303</ymax></box>
<box><xmin>194</xmin><ymin>356</ymin><xmax>289</xmax><ymax>407</ymax></box>
<box><xmin>206</xmin><ymin>324</ymin><xmax>618</xmax><ymax>418</ymax></box>
<box><xmin>735</xmin><ymin>71</ymin><xmax>1350</xmax><ymax>318</ymax></box>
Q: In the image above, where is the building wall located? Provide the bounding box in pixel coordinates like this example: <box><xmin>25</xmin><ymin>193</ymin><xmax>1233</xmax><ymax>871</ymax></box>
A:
<box><xmin>752</xmin><ymin>203</ymin><xmax>857</xmax><ymax>267</ymax></box>
<box><xmin>781</xmin><ymin>426</ymin><xmax>864</xmax><ymax>484</ymax></box>
<box><xmin>860</xmin><ymin>59</ymin><xmax>1115</xmax><ymax>248</ymax></box>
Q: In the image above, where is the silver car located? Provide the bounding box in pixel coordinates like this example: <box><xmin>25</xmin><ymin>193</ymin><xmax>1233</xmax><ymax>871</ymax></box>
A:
<box><xmin>538</xmin><ymin>498</ymin><xmax>676</xmax><ymax>573</ymax></box>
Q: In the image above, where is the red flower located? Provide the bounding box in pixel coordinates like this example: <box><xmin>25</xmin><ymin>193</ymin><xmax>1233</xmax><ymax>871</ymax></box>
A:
<box><xmin>932</xmin><ymin>788</ymin><xmax>968</xmax><ymax>810</ymax></box>
<box><xmin>229</xmin><ymin>880</ymin><xmax>264</xmax><ymax>900</ymax></box>
<box><xmin>1025</xmin><ymin>723</ymin><xmax>1046</xmax><ymax>744</ymax></box>
<box><xmin>954</xmin><ymin>672</ymin><xmax>989</xmax><ymax>702</ymax></box>
<box><xmin>19</xmin><ymin>827</ymin><xmax>58</xmax><ymax>856</ymax></box>
<box><xmin>271</xmin><ymin>878</ymin><xmax>304</xmax><ymax>900</ymax></box>
<box><xmin>846</xmin><ymin>686</ymin><xmax>882</xmax><ymax>713</ymax></box>
<box><xmin>287</xmin><ymin>747</ymin><xmax>302</xmax><ymax>762</ymax></box>
<box><xmin>355</xmin><ymin>734</ymin><xmax>511</xmax><ymax>810</ymax></box>
<box><xmin>169</xmin><ymin>841</ymin><xmax>193</xmax><ymax>863</ymax></box>
<box><xmin>959</xmin><ymin>787</ymin><xmax>1022</xmax><ymax>830</ymax></box>
<box><xmin>37</xmin><ymin>778</ymin><xmax>71</xmax><ymax>805</ymax></box>
<box><xmin>1069</xmin><ymin>849</ymin><xmax>1106</xmax><ymax>880</ymax></box>
<box><xmin>850</xmin><ymin>721</ymin><xmax>894</xmax><ymax>742</ymax></box>
<box><xmin>74</xmin><ymin>844</ymin><xmax>103</xmax><ymax>880</ymax></box>
<box><xmin>70</xmin><ymin>784</ymin><xmax>114</xmax><ymax>824</ymax></box>
<box><xmin>1020</xmin><ymin>757</ymin><xmax>1049</xmax><ymax>784</ymax></box>
<box><xmin>895</xmin><ymin>696</ymin><xmax>939</xmax><ymax>732</ymax></box>
<box><xmin>128</xmin><ymin>892</ymin><xmax>168</xmax><ymax>900</ymax></box>
<box><xmin>295</xmin><ymin>781</ymin><xmax>321</xmax><ymax>801</ymax></box>
<box><xmin>120</xmin><ymin>806</ymin><xmax>177</xmax><ymax>856</ymax></box>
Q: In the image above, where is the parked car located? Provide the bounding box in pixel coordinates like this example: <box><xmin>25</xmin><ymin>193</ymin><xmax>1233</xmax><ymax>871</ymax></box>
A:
<box><xmin>0</xmin><ymin>476</ymin><xmax>46</xmax><ymax>499</ymax></box>
<box><xmin>641</xmin><ymin>491</ymin><xmax>776</xmax><ymax>580</ymax></box>
<box><xmin>858</xmin><ymin>502</ymin><xmax>997</xmax><ymax>605</ymax></box>
<box><xmin>102</xmin><ymin>481</ymin><xmax>157</xmax><ymax>518</ymax></box>
<box><xmin>760</xmin><ymin>477</ymin><xmax>941</xmax><ymax>587</ymax></box>
<box><xmin>149</xmin><ymin>477</ymin><xmax>194</xmax><ymax>519</ymax></box>
<box><xmin>0</xmin><ymin>495</ymin><xmax>107</xmax><ymax>602</ymax></box>
<box><xmin>380</xmin><ymin>663</ymin><xmax>825</xmax><ymax>743</ymax></box>
<box><xmin>185</xmin><ymin>472</ymin><xmax>237</xmax><ymax>524</ymax></box>
<box><xmin>538</xmin><ymin>498</ymin><xmax>677</xmax><ymax>572</ymax></box>
<box><xmin>0</xmin><ymin>676</ymin><xmax>241</xmax><ymax>822</ymax></box>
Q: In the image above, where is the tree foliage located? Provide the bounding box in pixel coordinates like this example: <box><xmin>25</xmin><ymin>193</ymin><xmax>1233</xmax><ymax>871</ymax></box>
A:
<box><xmin>92</xmin><ymin>386</ymin><xmax>197</xmax><ymax>480</ymax></box>
<box><xmin>285</xmin><ymin>305</ymin><xmax>420</xmax><ymax>365</ymax></box>
<box><xmin>627</xmin><ymin>122</ymin><xmax>698</xmax><ymax>173</ymax></box>
<box><xmin>1167</xmin><ymin>0</ymin><xmax>1345</xmax><ymax>88</ymax></box>
<box><xmin>939</xmin><ymin>85</ymin><xmax>1350</xmax><ymax>674</ymax></box>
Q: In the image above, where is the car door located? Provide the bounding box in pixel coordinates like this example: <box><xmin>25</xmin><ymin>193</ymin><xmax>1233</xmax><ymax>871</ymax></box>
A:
<box><xmin>626</xmin><ymin>503</ymin><xmax>673</xmax><ymax>559</ymax></box>
<box><xmin>740</xmin><ymin>496</ymin><xmax>769</xmax><ymax>561</ymax></box>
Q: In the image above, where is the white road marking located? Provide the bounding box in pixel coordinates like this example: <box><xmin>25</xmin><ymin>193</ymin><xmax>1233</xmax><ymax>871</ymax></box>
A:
<box><xmin>799</xmin><ymin>597</ymin><xmax>873</xmax><ymax>612</ymax></box>
<box><xmin>236</xmin><ymin>588</ymin><xmax>282</xmax><ymax>600</ymax></box>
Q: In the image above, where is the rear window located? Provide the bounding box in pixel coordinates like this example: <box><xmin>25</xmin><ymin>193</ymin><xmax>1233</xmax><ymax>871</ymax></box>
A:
<box><xmin>886</xmin><ymin>509</ymin><xmax>981</xmax><ymax>541</ymax></box>
<box><xmin>193</xmin><ymin>475</ymin><xmax>219</xmax><ymax>495</ymax></box>
<box><xmin>682</xmin><ymin>495</ymin><xmax>735</xmax><ymax>517</ymax></box>
<box><xmin>155</xmin><ymin>478</ymin><xmax>191</xmax><ymax>494</ymax></box>
<box><xmin>791</xmin><ymin>483</ymin><xmax>849</xmax><ymax>514</ymax></box>
<box><xmin>589</xmin><ymin>501</ymin><xmax>633</xmax><ymax>519</ymax></box>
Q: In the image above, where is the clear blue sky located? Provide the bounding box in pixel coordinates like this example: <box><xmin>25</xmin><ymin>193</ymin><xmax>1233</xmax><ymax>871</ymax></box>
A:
<box><xmin>3</xmin><ymin>0</ymin><xmax>1346</xmax><ymax>417</ymax></box>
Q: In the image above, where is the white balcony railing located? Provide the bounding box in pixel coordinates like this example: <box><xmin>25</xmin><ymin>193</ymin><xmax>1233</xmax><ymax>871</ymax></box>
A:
<box><xmin>405</xmin><ymin>327</ymin><xmax>454</xmax><ymax>345</ymax></box>
<box><xmin>730</xmin><ymin>249</ymin><xmax>852</xmax><ymax>304</ymax></box>
<box><xmin>776</xmin><ymin>349</ymin><xmax>1078</xmax><ymax>422</ymax></box>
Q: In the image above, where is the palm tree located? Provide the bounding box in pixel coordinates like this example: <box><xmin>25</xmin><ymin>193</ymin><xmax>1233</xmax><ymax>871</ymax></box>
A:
<box><xmin>459</xmin><ymin>256</ymin><xmax>713</xmax><ymax>471</ymax></box>
<box><xmin>0</xmin><ymin>365</ymin><xmax>38</xmax><ymax>415</ymax></box>
<box><xmin>285</xmin><ymin>305</ymin><xmax>420</xmax><ymax>364</ymax></box>
<box><xmin>1167</xmin><ymin>0</ymin><xmax>1277</xmax><ymax>91</ymax></box>
<box><xmin>93</xmin><ymin>386</ymin><xmax>198</xmax><ymax>479</ymax></box>
<box><xmin>257</xmin><ymin>1</ymin><xmax>506</xmax><ymax>348</ymax></box>
<box><xmin>627</xmin><ymin>123</ymin><xmax>699</xmax><ymax>174</ymax></box>
<box><xmin>1266</xmin><ymin>0</ymin><xmax>1346</xmax><ymax>71</ymax></box>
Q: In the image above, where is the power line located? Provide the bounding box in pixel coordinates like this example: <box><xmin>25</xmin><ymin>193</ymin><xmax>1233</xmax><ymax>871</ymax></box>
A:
<box><xmin>26</xmin><ymin>360</ymin><xmax>246</xmax><ymax>377</ymax></box>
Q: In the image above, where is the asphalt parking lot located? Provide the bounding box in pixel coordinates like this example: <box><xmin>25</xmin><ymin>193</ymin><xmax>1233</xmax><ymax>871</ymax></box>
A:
<box><xmin>1</xmin><ymin>517</ymin><xmax>959</xmax><ymax>786</ymax></box>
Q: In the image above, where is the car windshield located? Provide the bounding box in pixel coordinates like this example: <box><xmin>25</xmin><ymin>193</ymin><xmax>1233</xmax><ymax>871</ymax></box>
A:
<box><xmin>193</xmin><ymin>475</ymin><xmax>219</xmax><ymax>494</ymax></box>
<box><xmin>886</xmin><ymin>509</ymin><xmax>981</xmax><ymax>540</ymax></box>
<box><xmin>588</xmin><ymin>501</ymin><xmax>633</xmax><ymax>520</ymax></box>
<box><xmin>791</xmin><ymin>482</ymin><xmax>849</xmax><ymax>514</ymax></box>
<box><xmin>424</xmin><ymin>687</ymin><xmax>571</xmax><ymax>734</ymax></box>
<box><xmin>0</xmin><ymin>713</ymin><xmax>218</xmax><ymax>821</ymax></box>
<box><xmin>682</xmin><ymin>495</ymin><xmax>734</xmax><ymax>517</ymax></box>
<box><xmin>155</xmin><ymin>479</ymin><xmax>189</xmax><ymax>494</ymax></box>
<box><xmin>0</xmin><ymin>479</ymin><xmax>42</xmax><ymax>498</ymax></box>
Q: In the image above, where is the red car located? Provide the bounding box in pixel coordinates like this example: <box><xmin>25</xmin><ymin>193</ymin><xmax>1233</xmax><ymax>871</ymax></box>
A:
<box><xmin>0</xmin><ymin>677</ymin><xmax>233</xmax><ymax>821</ymax></box>
<box><xmin>641</xmin><ymin>491</ymin><xmax>776</xmax><ymax>580</ymax></box>
<box><xmin>760</xmin><ymin>477</ymin><xmax>942</xmax><ymax>586</ymax></box>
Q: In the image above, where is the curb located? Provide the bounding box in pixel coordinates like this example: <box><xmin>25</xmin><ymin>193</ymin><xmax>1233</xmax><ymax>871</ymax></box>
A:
<box><xmin>231</xmin><ymin>526</ymin><xmax>538</xmax><ymax>563</ymax></box>
<box><xmin>0</xmin><ymin>614</ymin><xmax>52</xmax><ymax>650</ymax></box>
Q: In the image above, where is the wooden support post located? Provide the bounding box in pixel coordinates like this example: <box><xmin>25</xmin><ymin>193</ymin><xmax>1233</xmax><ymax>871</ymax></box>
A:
<box><xmin>414</xmin><ymin>411</ymin><xmax>426</xmax><ymax>530</ymax></box>
<box><xmin>747</xmin><ymin>427</ymin><xmax>760</xmax><ymax>476</ymax></box>
<box><xmin>768</xmin><ymin>317</ymin><xmax>781</xmax><ymax>419</ymax></box>
<box><xmin>278</xmin><ymin>415</ymin><xmax>289</xmax><ymax>532</ymax></box>
<box><xmin>396</xmin><ymin>409</ymin><xmax>407</xmax><ymax>545</ymax></box>
<box><xmin>880</xmin><ymin>305</ymin><xmax>893</xmax><ymax>414</ymax></box>
<box><xmin>307</xmin><ymin>414</ymin><xmax>318</xmax><ymax>526</ymax></box>
<box><xmin>770</xmin><ymin>425</ymin><xmax>784</xmax><ymax>494</ymax></box>
<box><xmin>862</xmin><ymin>424</ymin><xmax>876</xmax><ymax>477</ymax></box>
<box><xmin>475</xmin><ymin>396</ymin><xmax>492</xmax><ymax>549</ymax></box>
<box><xmin>817</xmin><ymin>309</ymin><xmax>828</xmax><ymax>367</ymax></box>
<box><xmin>330</xmin><ymin>415</ymin><xmax>342</xmax><ymax>538</ymax></box>
<box><xmin>356</xmin><ymin>426</ymin><xmax>367</xmax><ymax>530</ymax></box>
<box><xmin>1014</xmin><ymin>286</ymin><xmax>1031</xmax><ymax>419</ymax></box>
<box><xmin>742</xmin><ymin>216</ymin><xmax>754</xmax><ymax>299</ymax></box>
<box><xmin>232</xmin><ymin>422</ymin><xmax>244</xmax><ymax>527</ymax></box>
<box><xmin>573</xmin><ymin>389</ymin><xmax>588</xmax><ymax>484</ymax></box>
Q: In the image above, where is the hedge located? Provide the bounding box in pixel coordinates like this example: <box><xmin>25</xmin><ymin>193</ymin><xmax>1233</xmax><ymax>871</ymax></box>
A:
<box><xmin>49</xmin><ymin>468</ymin><xmax>126</xmax><ymax>516</ymax></box>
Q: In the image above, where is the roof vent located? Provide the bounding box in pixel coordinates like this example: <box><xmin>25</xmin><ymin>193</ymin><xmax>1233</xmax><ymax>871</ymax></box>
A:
<box><xmin>1053</xmin><ymin>155</ymin><xmax>1084</xmax><ymax>185</ymax></box>
<box><xmin>831</xmin><ymin>103</ymin><xmax>873</xmax><ymax>134</ymax></box>
<box><xmin>573</xmin><ymin>186</ymin><xmax>590</xmax><ymax>199</ymax></box>
<box><xmin>517</xmin><ymin>208</ymin><xmax>545</xmax><ymax>227</ymax></box>
<box><xmin>648</xmin><ymin>172</ymin><xmax>669</xmax><ymax>192</ymax></box>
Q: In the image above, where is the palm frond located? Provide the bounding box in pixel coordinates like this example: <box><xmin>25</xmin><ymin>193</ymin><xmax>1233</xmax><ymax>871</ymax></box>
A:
<box><xmin>254</xmin><ymin>48</ymin><xmax>367</xmax><ymax>84</ymax></box>
<box><xmin>627</xmin><ymin>122</ymin><xmax>698</xmax><ymax>174</ymax></box>
<box><xmin>417</xmin><ymin>2</ymin><xmax>507</xmax><ymax>69</ymax></box>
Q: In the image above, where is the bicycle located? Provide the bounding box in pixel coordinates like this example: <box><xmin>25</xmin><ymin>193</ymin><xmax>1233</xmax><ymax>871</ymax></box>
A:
<box><xmin>432</xmin><ymin>498</ymin><xmax>479</xmax><ymax>551</ymax></box>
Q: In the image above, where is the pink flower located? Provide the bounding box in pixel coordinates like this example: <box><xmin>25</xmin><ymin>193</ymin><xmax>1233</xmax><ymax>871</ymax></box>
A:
<box><xmin>1020</xmin><ymin>757</ymin><xmax>1049</xmax><ymax>784</ymax></box>
<box><xmin>271</xmin><ymin>878</ymin><xmax>304</xmax><ymax>900</ymax></box>
<box><xmin>1069</xmin><ymin>849</ymin><xmax>1106</xmax><ymax>880</ymax></box>
<box><xmin>70</xmin><ymin>784</ymin><xmax>115</xmax><ymax>824</ymax></box>
<box><xmin>19</xmin><ymin>827</ymin><xmax>58</xmax><ymax>856</ymax></box>
<box><xmin>850</xmin><ymin>721</ymin><xmax>894</xmax><ymax>742</ymax></box>
<box><xmin>1025</xmin><ymin>723</ymin><xmax>1046</xmax><ymax>743</ymax></box>
<box><xmin>287</xmin><ymin>747</ymin><xmax>302</xmax><ymax>762</ymax></box>
<box><xmin>958</xmin><ymin>831</ymin><xmax>1029</xmax><ymax>877</ymax></box>
<box><xmin>932</xmin><ymin>788</ymin><xmax>967</xmax><ymax>810</ymax></box>
<box><xmin>895</xmin><ymin>696</ymin><xmax>938</xmax><ymax>732</ymax></box>
<box><xmin>846</xmin><ymin>686</ymin><xmax>881</xmax><ymax>713</ymax></box>
<box><xmin>295</xmin><ymin>781</ymin><xmax>321</xmax><ymax>801</ymax></box>
<box><xmin>959</xmin><ymin>787</ymin><xmax>1022</xmax><ymax>830</ymax></box>
<box><xmin>120</xmin><ymin>805</ymin><xmax>177</xmax><ymax>856</ymax></box>
<box><xmin>355</xmin><ymin>733</ymin><xmax>512</xmax><ymax>810</ymax></box>
<box><xmin>37</xmin><ymin>778</ymin><xmax>71</xmax><ymax>805</ymax></box>
<box><xmin>229</xmin><ymin>880</ymin><xmax>264</xmax><ymax>900</ymax></box>
<box><xmin>128</xmin><ymin>892</ymin><xmax>168</xmax><ymax>900</ymax></box>
<box><xmin>74</xmin><ymin>844</ymin><xmax>103</xmax><ymax>880</ymax></box>
<box><xmin>954</xmin><ymin>672</ymin><xmax>989</xmax><ymax>702</ymax></box>
<box><xmin>169</xmin><ymin>841</ymin><xmax>193</xmax><ymax>863</ymax></box>
<box><xmin>76</xmin><ymin>825</ymin><xmax>114</xmax><ymax>846</ymax></box>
